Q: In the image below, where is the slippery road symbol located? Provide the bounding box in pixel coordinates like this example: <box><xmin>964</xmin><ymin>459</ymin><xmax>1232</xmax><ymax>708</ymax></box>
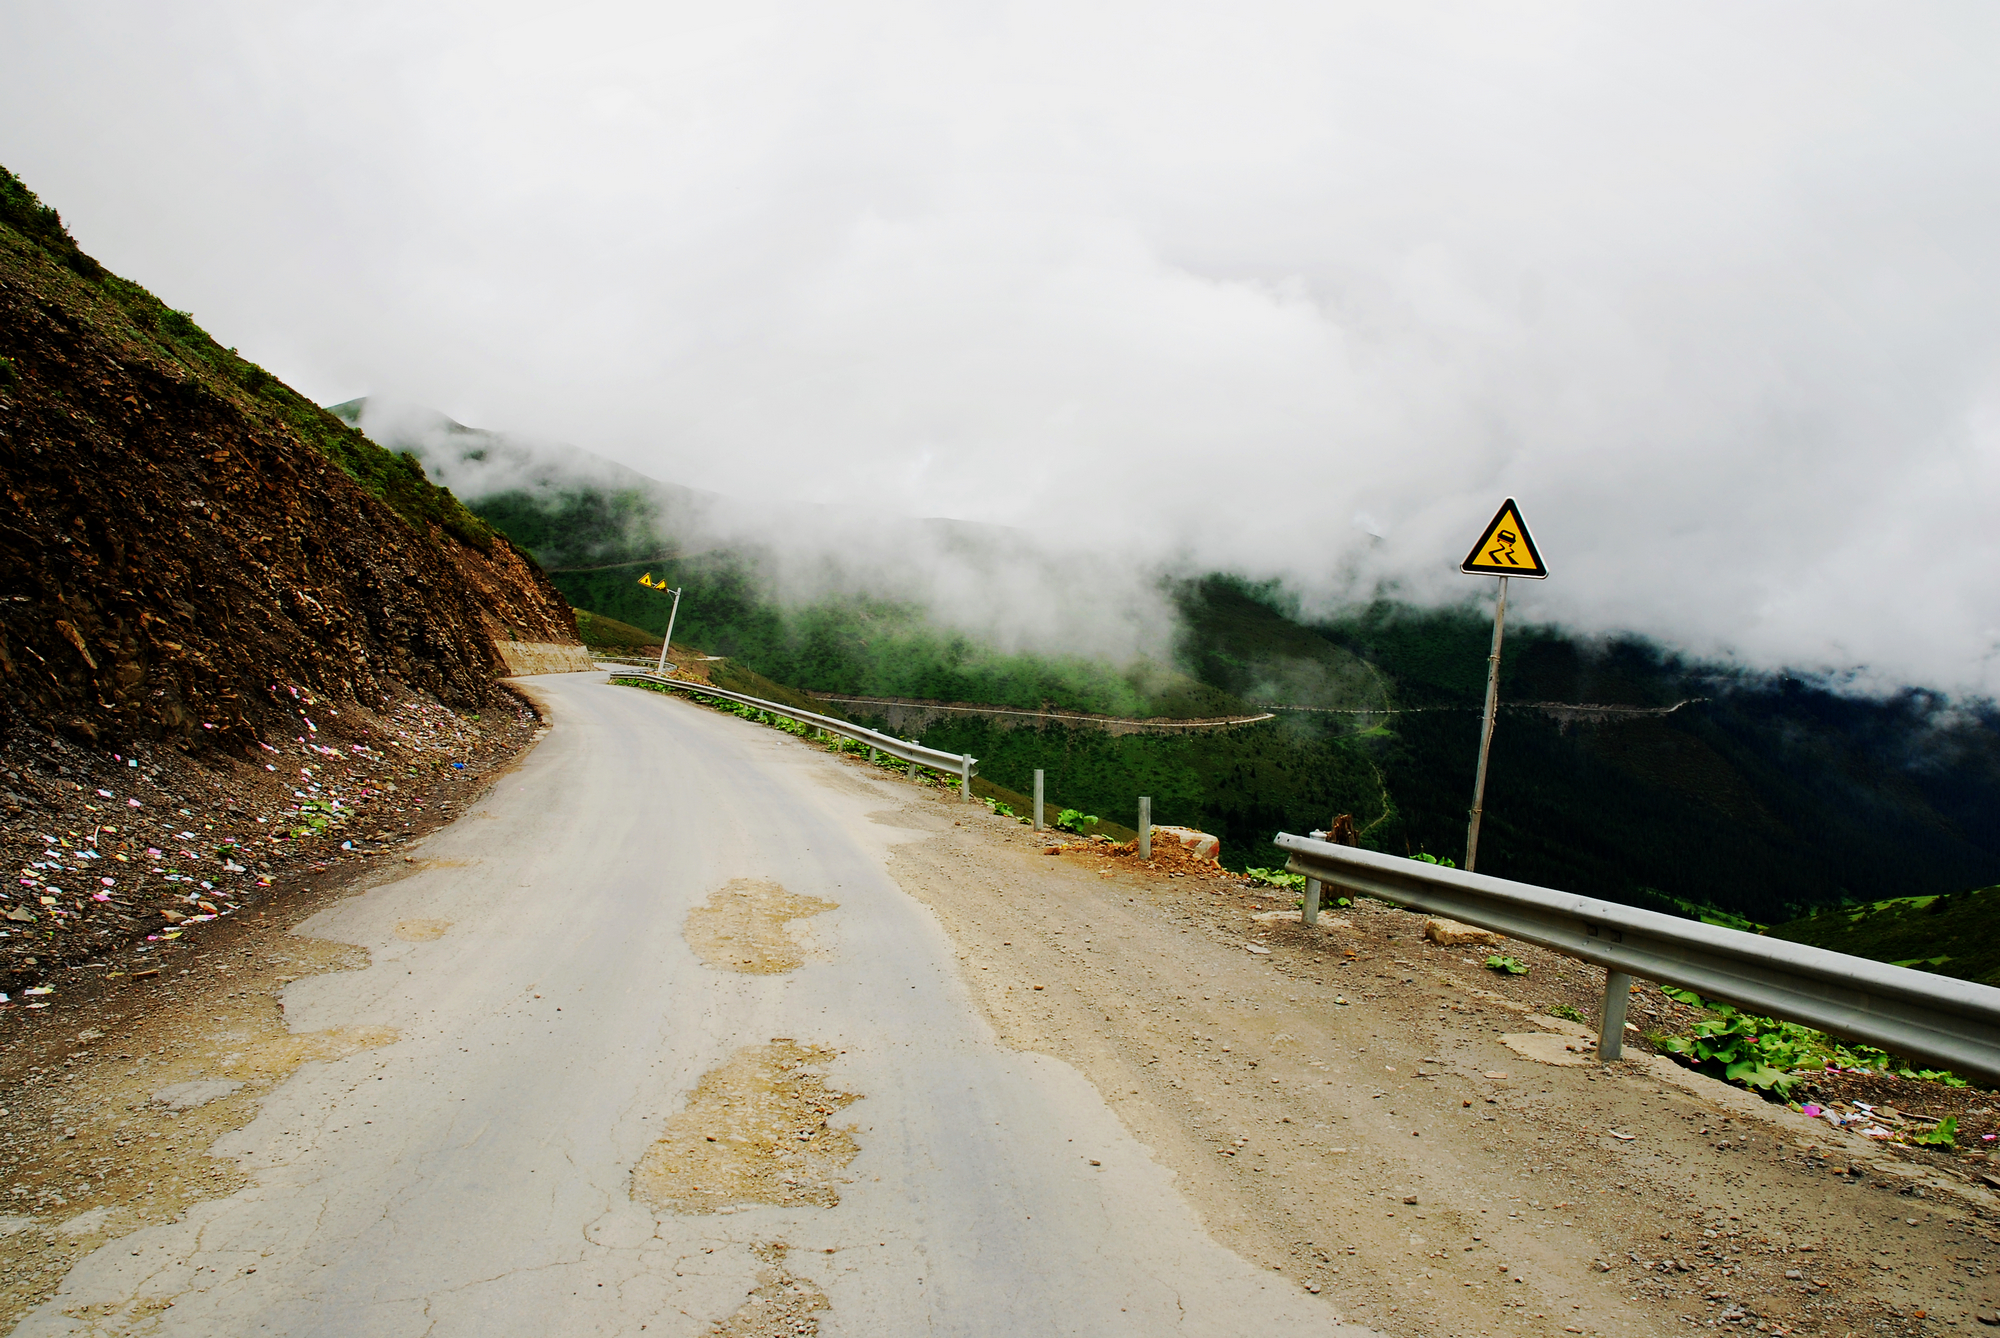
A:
<box><xmin>1461</xmin><ymin>500</ymin><xmax>1548</xmax><ymax>578</ymax></box>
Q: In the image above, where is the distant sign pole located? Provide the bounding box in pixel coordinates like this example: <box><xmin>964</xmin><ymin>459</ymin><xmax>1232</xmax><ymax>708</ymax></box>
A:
<box><xmin>638</xmin><ymin>573</ymin><xmax>684</xmax><ymax>676</ymax></box>
<box><xmin>1458</xmin><ymin>499</ymin><xmax>1548</xmax><ymax>872</ymax></box>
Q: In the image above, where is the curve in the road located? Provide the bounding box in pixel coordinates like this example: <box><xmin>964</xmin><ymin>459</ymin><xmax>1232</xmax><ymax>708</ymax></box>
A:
<box><xmin>16</xmin><ymin>673</ymin><xmax>1376</xmax><ymax>1337</ymax></box>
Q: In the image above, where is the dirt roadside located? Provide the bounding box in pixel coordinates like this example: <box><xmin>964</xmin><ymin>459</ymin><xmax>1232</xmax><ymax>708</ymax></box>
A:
<box><xmin>867</xmin><ymin>779</ymin><xmax>2000</xmax><ymax>1337</ymax></box>
<box><xmin>0</xmin><ymin>694</ymin><xmax>1995</xmax><ymax>1338</ymax></box>
<box><xmin>0</xmin><ymin>698</ymin><xmax>548</xmax><ymax>1329</ymax></box>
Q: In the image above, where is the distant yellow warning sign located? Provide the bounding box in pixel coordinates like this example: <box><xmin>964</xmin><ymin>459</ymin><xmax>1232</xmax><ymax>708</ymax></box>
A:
<box><xmin>1460</xmin><ymin>498</ymin><xmax>1548</xmax><ymax>578</ymax></box>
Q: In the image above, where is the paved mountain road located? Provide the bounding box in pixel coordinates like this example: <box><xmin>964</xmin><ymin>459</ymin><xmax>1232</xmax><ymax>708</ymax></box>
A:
<box><xmin>16</xmin><ymin>673</ymin><xmax>1367</xmax><ymax>1336</ymax></box>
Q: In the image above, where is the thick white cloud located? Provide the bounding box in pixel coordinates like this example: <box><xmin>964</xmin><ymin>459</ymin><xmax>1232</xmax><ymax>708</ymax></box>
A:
<box><xmin>7</xmin><ymin>2</ymin><xmax>2000</xmax><ymax>686</ymax></box>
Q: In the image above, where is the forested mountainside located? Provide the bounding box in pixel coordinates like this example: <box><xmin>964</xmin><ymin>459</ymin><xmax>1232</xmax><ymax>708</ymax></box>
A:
<box><xmin>1766</xmin><ymin>886</ymin><xmax>2000</xmax><ymax>988</ymax></box>
<box><xmin>351</xmin><ymin>407</ymin><xmax>2000</xmax><ymax>923</ymax></box>
<box><xmin>0</xmin><ymin>166</ymin><xmax>583</xmax><ymax>758</ymax></box>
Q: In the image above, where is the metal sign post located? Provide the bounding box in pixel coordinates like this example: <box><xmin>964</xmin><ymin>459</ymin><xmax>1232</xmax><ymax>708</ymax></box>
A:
<box><xmin>1458</xmin><ymin>498</ymin><xmax>1547</xmax><ymax>872</ymax></box>
<box><xmin>1464</xmin><ymin>576</ymin><xmax>1508</xmax><ymax>873</ymax></box>
<box><xmin>637</xmin><ymin>574</ymin><xmax>684</xmax><ymax>677</ymax></box>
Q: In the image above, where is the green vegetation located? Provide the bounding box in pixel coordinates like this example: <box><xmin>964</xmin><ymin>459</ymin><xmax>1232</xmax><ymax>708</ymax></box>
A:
<box><xmin>1054</xmin><ymin>808</ymin><xmax>1099</xmax><ymax>835</ymax></box>
<box><xmin>614</xmin><ymin>675</ymin><xmax>854</xmax><ymax>745</ymax></box>
<box><xmin>573</xmin><ymin>609</ymin><xmax>659</xmax><ymax>651</ymax></box>
<box><xmin>465</xmin><ymin>487</ymin><xmax>665</xmax><ymax>570</ymax></box>
<box><xmin>1672</xmin><ymin>902</ymin><xmax>1766</xmax><ymax>933</ymax></box>
<box><xmin>1282</xmin><ymin>590</ymin><xmax>2000</xmax><ymax>923</ymax></box>
<box><xmin>0</xmin><ymin>164</ymin><xmax>102</xmax><ymax>282</ymax></box>
<box><xmin>547</xmin><ymin>552</ymin><xmax>1238</xmax><ymax>719</ymax></box>
<box><xmin>706</xmin><ymin>660</ymin><xmax>850</xmax><ymax>720</ymax></box>
<box><xmin>889</xmin><ymin>712</ymin><xmax>1390</xmax><ymax>872</ymax></box>
<box><xmin>1650</xmin><ymin>986</ymin><xmax>1966</xmax><ymax>1094</ymax></box>
<box><xmin>1484</xmin><ymin>955</ymin><xmax>1528</xmax><ymax>975</ymax></box>
<box><xmin>435</xmin><ymin>441</ymin><xmax>2000</xmax><ymax>908</ymax></box>
<box><xmin>1</xmin><ymin>164</ymin><xmax>492</xmax><ymax>552</ymax></box>
<box><xmin>1765</xmin><ymin>887</ymin><xmax>2000</xmax><ymax>987</ymax></box>
<box><xmin>1912</xmin><ymin>1115</ymin><xmax>1959</xmax><ymax>1148</ymax></box>
<box><xmin>529</xmin><ymin>562</ymin><xmax>2000</xmax><ymax>899</ymax></box>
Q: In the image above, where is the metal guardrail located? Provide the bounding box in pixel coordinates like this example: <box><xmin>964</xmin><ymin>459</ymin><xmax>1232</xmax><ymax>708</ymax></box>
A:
<box><xmin>1278</xmin><ymin>833</ymin><xmax>2000</xmax><ymax>1084</ymax></box>
<box><xmin>612</xmin><ymin>670</ymin><xmax>979</xmax><ymax>800</ymax></box>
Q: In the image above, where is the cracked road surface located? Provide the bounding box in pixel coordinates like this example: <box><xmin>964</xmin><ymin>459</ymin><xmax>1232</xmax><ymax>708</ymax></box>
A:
<box><xmin>12</xmin><ymin>674</ymin><xmax>1371</xmax><ymax>1336</ymax></box>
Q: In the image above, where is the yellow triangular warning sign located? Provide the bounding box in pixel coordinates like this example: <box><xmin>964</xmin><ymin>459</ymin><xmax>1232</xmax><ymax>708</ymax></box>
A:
<box><xmin>1460</xmin><ymin>498</ymin><xmax>1548</xmax><ymax>578</ymax></box>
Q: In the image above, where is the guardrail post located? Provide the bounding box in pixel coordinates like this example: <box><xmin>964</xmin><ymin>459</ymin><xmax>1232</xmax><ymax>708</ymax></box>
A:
<box><xmin>868</xmin><ymin>746</ymin><xmax>877</xmax><ymax>763</ymax></box>
<box><xmin>1599</xmin><ymin>969</ymin><xmax>1632</xmax><ymax>1061</ymax></box>
<box><xmin>1273</xmin><ymin>829</ymin><xmax>2000</xmax><ymax>1082</ymax></box>
<box><xmin>1302</xmin><ymin>877</ymin><xmax>1321</xmax><ymax>927</ymax></box>
<box><xmin>961</xmin><ymin>756</ymin><xmax>972</xmax><ymax>801</ymax></box>
<box><xmin>1033</xmin><ymin>771</ymin><xmax>1044</xmax><ymax>831</ymax></box>
<box><xmin>1138</xmin><ymin>797</ymin><xmax>1151</xmax><ymax>860</ymax></box>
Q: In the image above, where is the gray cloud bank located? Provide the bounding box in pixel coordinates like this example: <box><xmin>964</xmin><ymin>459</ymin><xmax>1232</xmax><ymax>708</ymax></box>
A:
<box><xmin>347</xmin><ymin>397</ymin><xmax>1183</xmax><ymax>666</ymax></box>
<box><xmin>7</xmin><ymin>3</ymin><xmax>2000</xmax><ymax>688</ymax></box>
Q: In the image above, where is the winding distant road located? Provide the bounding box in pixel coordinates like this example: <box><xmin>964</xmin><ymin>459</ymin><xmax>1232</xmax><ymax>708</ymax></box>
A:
<box><xmin>17</xmin><ymin>673</ymin><xmax>1366</xmax><ymax>1337</ymax></box>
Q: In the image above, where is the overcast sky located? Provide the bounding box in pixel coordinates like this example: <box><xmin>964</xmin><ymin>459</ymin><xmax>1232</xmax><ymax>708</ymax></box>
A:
<box><xmin>7</xmin><ymin>3</ymin><xmax>2000</xmax><ymax>690</ymax></box>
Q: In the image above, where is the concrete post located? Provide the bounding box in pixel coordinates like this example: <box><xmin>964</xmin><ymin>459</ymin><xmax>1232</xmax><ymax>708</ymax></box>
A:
<box><xmin>1138</xmin><ymin>796</ymin><xmax>1151</xmax><ymax>860</ymax></box>
<box><xmin>1600</xmin><ymin>969</ymin><xmax>1633</xmax><ymax>1060</ymax></box>
<box><xmin>1033</xmin><ymin>770</ymin><xmax>1044</xmax><ymax>831</ymax></box>
<box><xmin>961</xmin><ymin>756</ymin><xmax>973</xmax><ymax>801</ymax></box>
<box><xmin>1303</xmin><ymin>877</ymin><xmax>1321</xmax><ymax>927</ymax></box>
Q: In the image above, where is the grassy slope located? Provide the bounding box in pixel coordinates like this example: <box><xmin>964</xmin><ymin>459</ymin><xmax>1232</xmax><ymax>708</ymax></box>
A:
<box><xmin>706</xmin><ymin>660</ymin><xmax>851</xmax><ymax>720</ymax></box>
<box><xmin>456</xmin><ymin>486</ymin><xmax>660</xmax><ymax>568</ymax></box>
<box><xmin>573</xmin><ymin>609</ymin><xmax>658</xmax><ymax>649</ymax></box>
<box><xmin>1766</xmin><ymin>888</ymin><xmax>2000</xmax><ymax>987</ymax></box>
<box><xmin>0</xmin><ymin>167</ymin><xmax>492</xmax><ymax>551</ymax></box>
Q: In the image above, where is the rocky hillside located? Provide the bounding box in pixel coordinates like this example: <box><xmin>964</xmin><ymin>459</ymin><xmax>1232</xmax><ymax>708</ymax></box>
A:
<box><xmin>0</xmin><ymin>165</ymin><xmax>587</xmax><ymax>758</ymax></box>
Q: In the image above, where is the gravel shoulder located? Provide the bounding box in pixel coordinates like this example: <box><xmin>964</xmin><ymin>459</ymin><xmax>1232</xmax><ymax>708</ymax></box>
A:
<box><xmin>879</xmin><ymin>786</ymin><xmax>2000</xmax><ymax>1337</ymax></box>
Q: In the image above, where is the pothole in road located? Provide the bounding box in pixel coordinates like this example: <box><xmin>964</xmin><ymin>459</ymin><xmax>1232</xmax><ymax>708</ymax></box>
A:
<box><xmin>685</xmin><ymin>880</ymin><xmax>836</xmax><ymax>975</ymax></box>
<box><xmin>393</xmin><ymin>919</ymin><xmax>452</xmax><ymax>942</ymax></box>
<box><xmin>710</xmin><ymin>1241</ymin><xmax>831</xmax><ymax>1337</ymax></box>
<box><xmin>633</xmin><ymin>1041</ymin><xmax>859</xmax><ymax>1214</ymax></box>
<box><xmin>0</xmin><ymin>937</ymin><xmax>395</xmax><ymax>1329</ymax></box>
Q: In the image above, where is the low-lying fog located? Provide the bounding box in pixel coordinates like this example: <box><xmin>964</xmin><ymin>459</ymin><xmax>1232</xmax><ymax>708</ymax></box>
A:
<box><xmin>8</xmin><ymin>4</ymin><xmax>1999</xmax><ymax>690</ymax></box>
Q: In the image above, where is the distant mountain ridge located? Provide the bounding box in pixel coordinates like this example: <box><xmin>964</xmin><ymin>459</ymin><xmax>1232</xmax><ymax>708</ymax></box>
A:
<box><xmin>329</xmin><ymin>397</ymin><xmax>720</xmax><ymax>572</ymax></box>
<box><xmin>333</xmin><ymin>413</ymin><xmax>2000</xmax><ymax>917</ymax></box>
